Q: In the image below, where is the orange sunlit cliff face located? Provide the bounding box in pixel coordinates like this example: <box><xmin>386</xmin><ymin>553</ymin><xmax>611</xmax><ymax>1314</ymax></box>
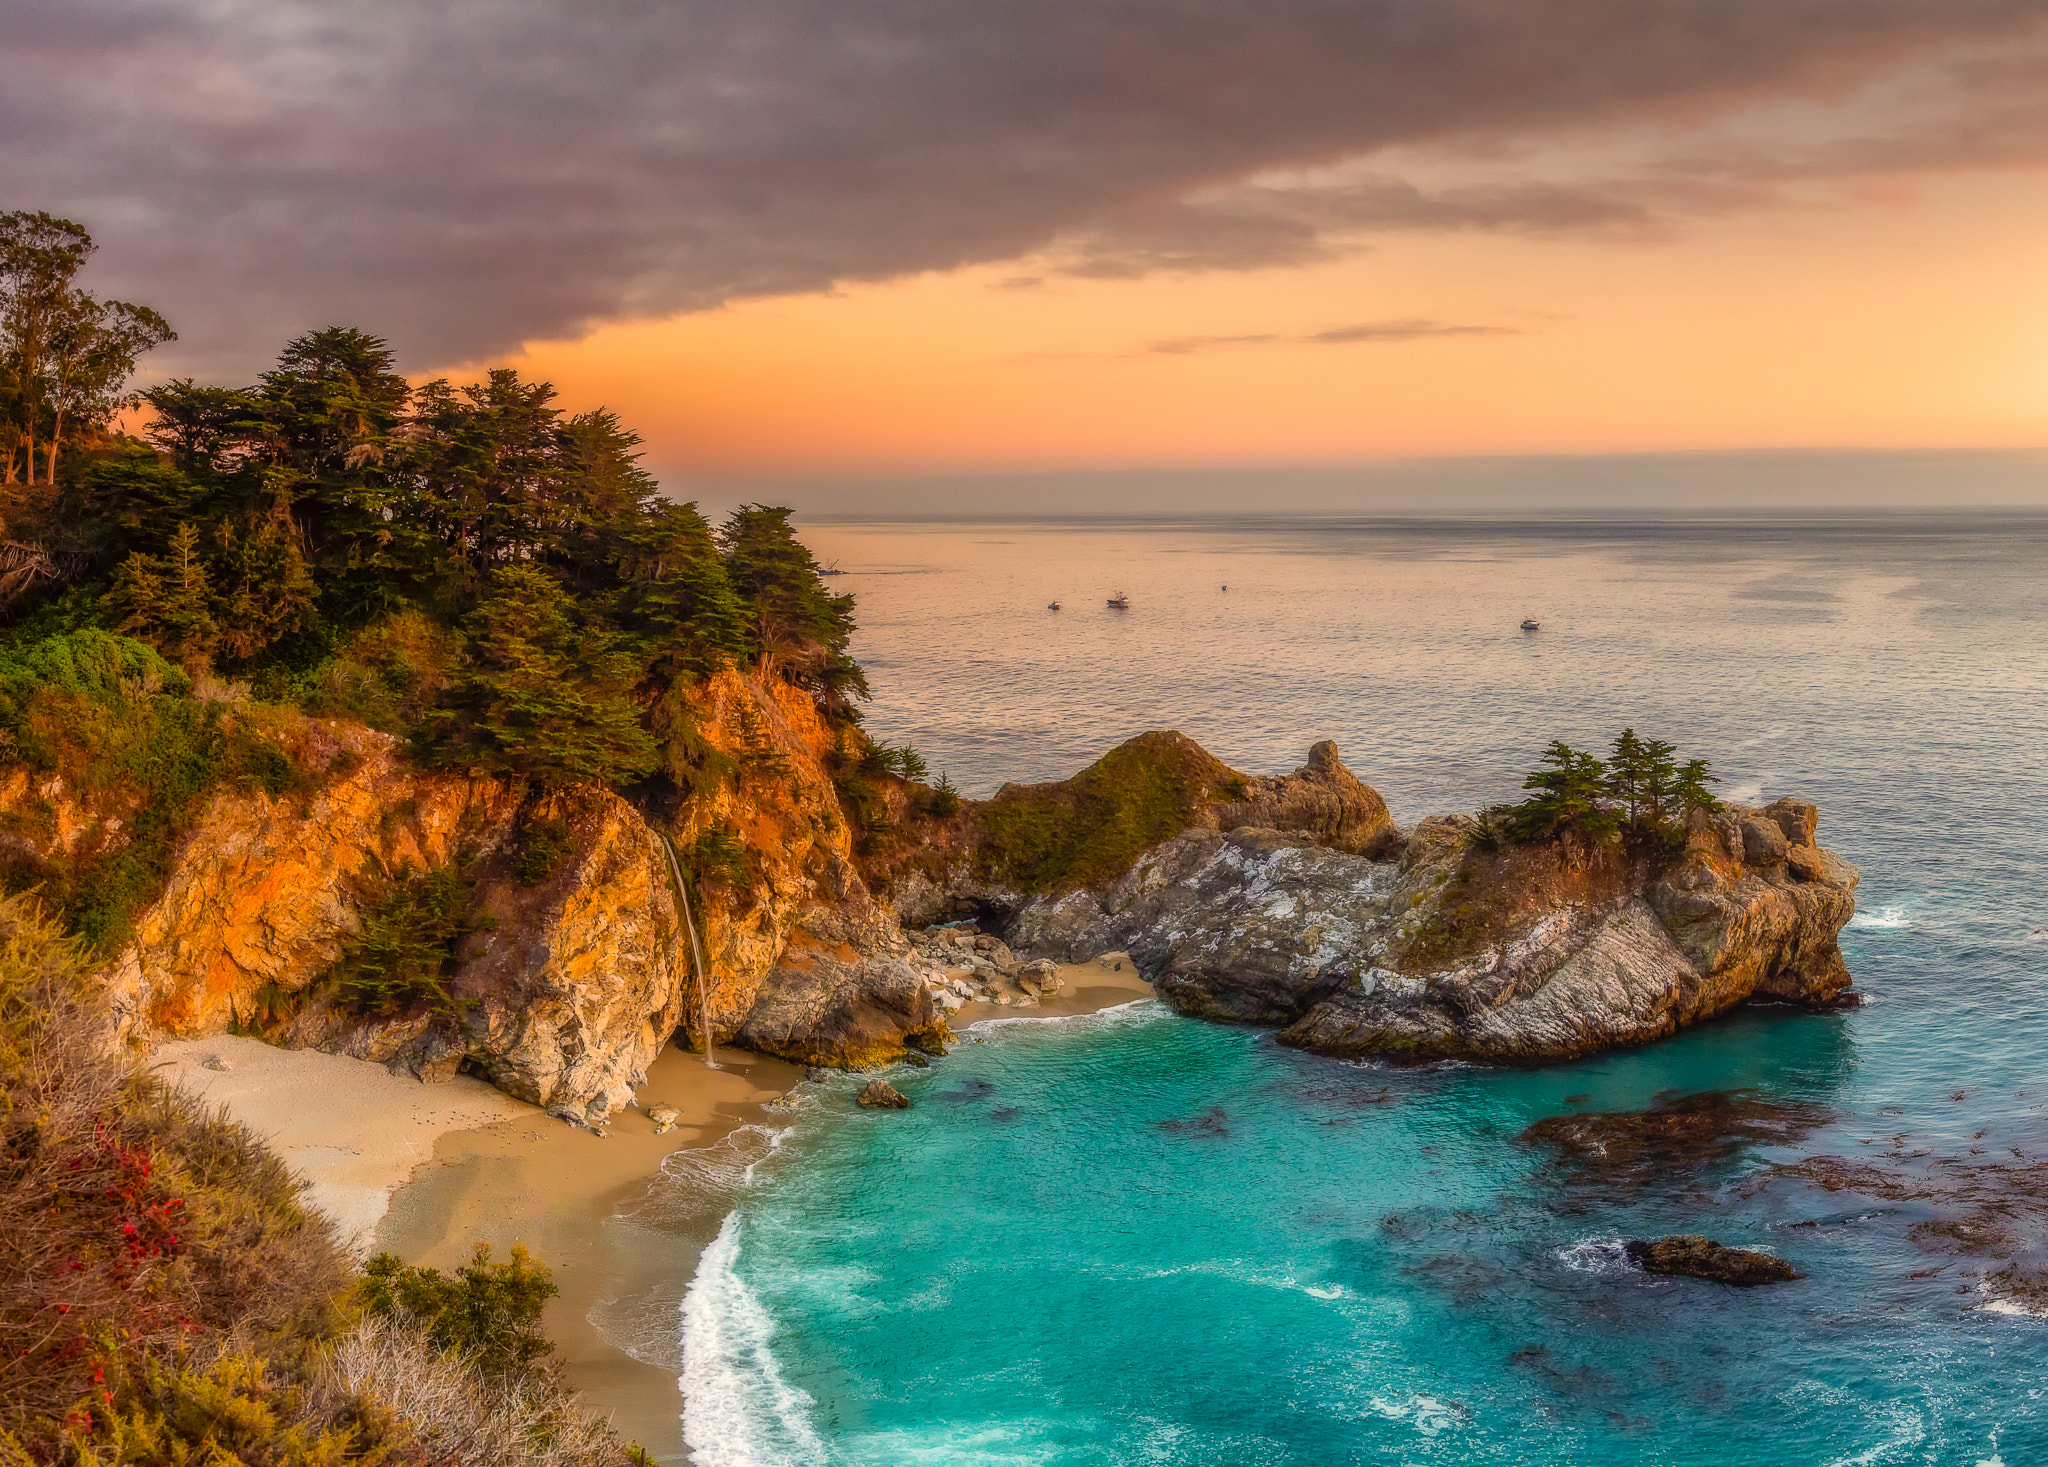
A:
<box><xmin>500</xmin><ymin>166</ymin><xmax>2048</xmax><ymax>475</ymax></box>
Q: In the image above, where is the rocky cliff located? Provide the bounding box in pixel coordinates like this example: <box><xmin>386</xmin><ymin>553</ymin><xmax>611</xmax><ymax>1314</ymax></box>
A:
<box><xmin>0</xmin><ymin>667</ymin><xmax>947</xmax><ymax>1122</ymax></box>
<box><xmin>1000</xmin><ymin>753</ymin><xmax>1860</xmax><ymax>1063</ymax></box>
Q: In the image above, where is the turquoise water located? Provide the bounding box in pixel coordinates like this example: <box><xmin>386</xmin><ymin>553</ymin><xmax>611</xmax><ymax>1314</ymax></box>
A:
<box><xmin>673</xmin><ymin>516</ymin><xmax>2048</xmax><ymax>1465</ymax></box>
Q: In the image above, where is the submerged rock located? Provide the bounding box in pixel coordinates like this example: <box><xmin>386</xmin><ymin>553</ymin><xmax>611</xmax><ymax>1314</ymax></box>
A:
<box><xmin>1522</xmin><ymin>1091</ymin><xmax>1833</xmax><ymax>1190</ymax></box>
<box><xmin>1625</xmin><ymin>1235</ymin><xmax>1800</xmax><ymax>1285</ymax></box>
<box><xmin>857</xmin><ymin>1078</ymin><xmax>910</xmax><ymax>1109</ymax></box>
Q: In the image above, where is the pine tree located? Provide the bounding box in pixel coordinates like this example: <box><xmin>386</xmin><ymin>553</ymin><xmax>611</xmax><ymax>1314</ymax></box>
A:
<box><xmin>427</xmin><ymin>564</ymin><xmax>659</xmax><ymax>787</ymax></box>
<box><xmin>210</xmin><ymin>516</ymin><xmax>319</xmax><ymax>664</ymax></box>
<box><xmin>1606</xmin><ymin>728</ymin><xmax>1679</xmax><ymax>825</ymax></box>
<box><xmin>104</xmin><ymin>521</ymin><xmax>219</xmax><ymax>669</ymax></box>
<box><xmin>1511</xmin><ymin>740</ymin><xmax>1617</xmax><ymax>841</ymax></box>
<box><xmin>1672</xmin><ymin>758</ymin><xmax>1721</xmax><ymax>815</ymax></box>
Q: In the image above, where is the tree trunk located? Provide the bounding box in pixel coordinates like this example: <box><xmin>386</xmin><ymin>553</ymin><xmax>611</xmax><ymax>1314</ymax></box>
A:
<box><xmin>45</xmin><ymin>406</ymin><xmax>64</xmax><ymax>485</ymax></box>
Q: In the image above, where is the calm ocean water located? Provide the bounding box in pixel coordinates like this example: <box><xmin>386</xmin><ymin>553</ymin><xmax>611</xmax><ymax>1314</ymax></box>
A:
<box><xmin>669</xmin><ymin>514</ymin><xmax>2048</xmax><ymax>1465</ymax></box>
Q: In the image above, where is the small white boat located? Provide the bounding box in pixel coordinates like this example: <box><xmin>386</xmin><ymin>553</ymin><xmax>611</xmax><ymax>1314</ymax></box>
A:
<box><xmin>1520</xmin><ymin>618</ymin><xmax>1540</xmax><ymax>631</ymax></box>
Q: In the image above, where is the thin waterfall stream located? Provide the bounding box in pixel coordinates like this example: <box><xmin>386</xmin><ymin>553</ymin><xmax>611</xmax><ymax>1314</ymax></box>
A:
<box><xmin>657</xmin><ymin>831</ymin><xmax>717</xmax><ymax>1068</ymax></box>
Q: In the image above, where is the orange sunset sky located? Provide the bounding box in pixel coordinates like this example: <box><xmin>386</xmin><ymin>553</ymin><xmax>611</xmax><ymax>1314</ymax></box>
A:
<box><xmin>499</xmin><ymin>167</ymin><xmax>2048</xmax><ymax>477</ymax></box>
<box><xmin>20</xmin><ymin>2</ymin><xmax>2048</xmax><ymax>504</ymax></box>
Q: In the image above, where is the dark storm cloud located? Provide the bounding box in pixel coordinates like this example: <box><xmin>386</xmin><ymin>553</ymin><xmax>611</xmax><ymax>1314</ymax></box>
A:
<box><xmin>5</xmin><ymin>0</ymin><xmax>2047</xmax><ymax>374</ymax></box>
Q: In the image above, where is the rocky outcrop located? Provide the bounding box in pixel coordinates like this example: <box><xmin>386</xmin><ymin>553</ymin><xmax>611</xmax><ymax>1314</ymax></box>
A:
<box><xmin>732</xmin><ymin>902</ymin><xmax>948</xmax><ymax>1069</ymax></box>
<box><xmin>888</xmin><ymin>732</ymin><xmax>1401</xmax><ymax>926</ymax></box>
<box><xmin>999</xmin><ymin>746</ymin><xmax>1858</xmax><ymax>1065</ymax></box>
<box><xmin>1212</xmin><ymin>741</ymin><xmax>1402</xmax><ymax>858</ymax></box>
<box><xmin>9</xmin><ymin>667</ymin><xmax>959</xmax><ymax>1120</ymax></box>
<box><xmin>1626</xmin><ymin>1235</ymin><xmax>1800</xmax><ymax>1285</ymax></box>
<box><xmin>857</xmin><ymin>1078</ymin><xmax>910</xmax><ymax>1109</ymax></box>
<box><xmin>88</xmin><ymin>726</ymin><xmax>688</xmax><ymax>1122</ymax></box>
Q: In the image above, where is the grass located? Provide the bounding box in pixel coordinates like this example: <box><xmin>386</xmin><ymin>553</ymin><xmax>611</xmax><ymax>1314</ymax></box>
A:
<box><xmin>971</xmin><ymin>730</ymin><xmax>1240</xmax><ymax>894</ymax></box>
<box><xmin>0</xmin><ymin>628</ymin><xmax>318</xmax><ymax>952</ymax></box>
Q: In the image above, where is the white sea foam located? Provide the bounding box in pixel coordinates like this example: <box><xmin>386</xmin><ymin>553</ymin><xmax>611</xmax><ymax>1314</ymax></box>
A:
<box><xmin>680</xmin><ymin>1214</ymin><xmax>829</xmax><ymax>1467</ymax></box>
<box><xmin>1850</xmin><ymin>906</ymin><xmax>1913</xmax><ymax>930</ymax></box>
<box><xmin>1366</xmin><ymin>1393</ymin><xmax>1468</xmax><ymax>1437</ymax></box>
<box><xmin>659</xmin><ymin>1124</ymin><xmax>784</xmax><ymax>1191</ymax></box>
<box><xmin>1556</xmin><ymin>1236</ymin><xmax>1631</xmax><ymax>1275</ymax></box>
<box><xmin>964</xmin><ymin>996</ymin><xmax>1169</xmax><ymax>1032</ymax></box>
<box><xmin>1978</xmin><ymin>1297</ymin><xmax>2048</xmax><ymax>1319</ymax></box>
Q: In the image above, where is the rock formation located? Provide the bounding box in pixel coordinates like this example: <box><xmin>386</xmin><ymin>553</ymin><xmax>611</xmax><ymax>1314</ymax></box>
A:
<box><xmin>996</xmin><ymin>747</ymin><xmax>1858</xmax><ymax>1064</ymax></box>
<box><xmin>1626</xmin><ymin>1235</ymin><xmax>1801</xmax><ymax>1285</ymax></box>
<box><xmin>1</xmin><ymin>667</ymin><xmax>955</xmax><ymax>1121</ymax></box>
<box><xmin>857</xmin><ymin>1078</ymin><xmax>910</xmax><ymax>1109</ymax></box>
<box><xmin>0</xmin><ymin>695</ymin><xmax>1860</xmax><ymax>1114</ymax></box>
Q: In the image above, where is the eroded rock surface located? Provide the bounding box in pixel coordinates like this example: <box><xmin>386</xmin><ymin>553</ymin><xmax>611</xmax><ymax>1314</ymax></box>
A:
<box><xmin>999</xmin><ymin>750</ymin><xmax>1859</xmax><ymax>1064</ymax></box>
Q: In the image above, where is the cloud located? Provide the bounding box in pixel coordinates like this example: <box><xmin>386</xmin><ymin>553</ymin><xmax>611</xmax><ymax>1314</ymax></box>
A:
<box><xmin>1139</xmin><ymin>320</ymin><xmax>1516</xmax><ymax>356</ymax></box>
<box><xmin>4</xmin><ymin>0</ymin><xmax>2047</xmax><ymax>375</ymax></box>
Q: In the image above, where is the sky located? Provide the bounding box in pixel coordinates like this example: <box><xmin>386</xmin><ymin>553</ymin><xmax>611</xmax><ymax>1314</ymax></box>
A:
<box><xmin>10</xmin><ymin>1</ymin><xmax>2048</xmax><ymax>509</ymax></box>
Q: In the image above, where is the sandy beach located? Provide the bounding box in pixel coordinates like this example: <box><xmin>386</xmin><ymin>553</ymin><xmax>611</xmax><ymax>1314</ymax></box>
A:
<box><xmin>152</xmin><ymin>1035</ymin><xmax>537</xmax><ymax>1250</ymax></box>
<box><xmin>156</xmin><ymin>959</ymin><xmax>1155</xmax><ymax>1463</ymax></box>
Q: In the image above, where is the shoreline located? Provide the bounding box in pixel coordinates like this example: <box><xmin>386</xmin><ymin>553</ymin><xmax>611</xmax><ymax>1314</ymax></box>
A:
<box><xmin>158</xmin><ymin>958</ymin><xmax>1157</xmax><ymax>1463</ymax></box>
<box><xmin>380</xmin><ymin>957</ymin><xmax>1154</xmax><ymax>1461</ymax></box>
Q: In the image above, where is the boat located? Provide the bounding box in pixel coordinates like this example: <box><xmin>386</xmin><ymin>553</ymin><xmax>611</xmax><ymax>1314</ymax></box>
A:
<box><xmin>1048</xmin><ymin>601</ymin><xmax>1061</xmax><ymax>611</ymax></box>
<box><xmin>1520</xmin><ymin>618</ymin><xmax>1540</xmax><ymax>631</ymax></box>
<box><xmin>1107</xmin><ymin>593</ymin><xmax>1130</xmax><ymax>609</ymax></box>
<box><xmin>819</xmin><ymin>560</ymin><xmax>846</xmax><ymax>577</ymax></box>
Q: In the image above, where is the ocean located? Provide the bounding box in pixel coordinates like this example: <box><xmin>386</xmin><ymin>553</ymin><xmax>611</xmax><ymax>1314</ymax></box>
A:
<box><xmin>667</xmin><ymin>513</ymin><xmax>2048</xmax><ymax>1465</ymax></box>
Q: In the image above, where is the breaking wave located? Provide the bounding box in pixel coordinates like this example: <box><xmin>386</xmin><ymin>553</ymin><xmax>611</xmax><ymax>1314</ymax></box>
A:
<box><xmin>680</xmin><ymin>1214</ymin><xmax>829</xmax><ymax>1467</ymax></box>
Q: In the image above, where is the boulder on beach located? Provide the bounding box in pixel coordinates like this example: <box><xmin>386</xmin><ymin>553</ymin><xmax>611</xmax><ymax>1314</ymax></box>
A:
<box><xmin>1625</xmin><ymin>1234</ymin><xmax>1800</xmax><ymax>1286</ymax></box>
<box><xmin>858</xmin><ymin>1078</ymin><xmax>911</xmax><ymax>1109</ymax></box>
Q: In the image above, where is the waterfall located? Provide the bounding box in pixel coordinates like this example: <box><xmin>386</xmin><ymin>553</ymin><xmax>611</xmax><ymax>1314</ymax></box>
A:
<box><xmin>657</xmin><ymin>831</ymin><xmax>718</xmax><ymax>1068</ymax></box>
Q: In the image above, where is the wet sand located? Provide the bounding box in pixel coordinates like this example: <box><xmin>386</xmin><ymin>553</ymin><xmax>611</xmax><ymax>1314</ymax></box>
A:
<box><xmin>377</xmin><ymin>957</ymin><xmax>1156</xmax><ymax>1463</ymax></box>
<box><xmin>374</xmin><ymin>1043</ymin><xmax>803</xmax><ymax>1461</ymax></box>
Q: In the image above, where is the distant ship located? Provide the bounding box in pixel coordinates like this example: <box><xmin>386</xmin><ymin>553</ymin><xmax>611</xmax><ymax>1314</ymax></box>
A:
<box><xmin>1521</xmin><ymin>618</ymin><xmax>1540</xmax><ymax>631</ymax></box>
<box><xmin>1107</xmin><ymin>593</ymin><xmax>1130</xmax><ymax>609</ymax></box>
<box><xmin>820</xmin><ymin>560</ymin><xmax>846</xmax><ymax>577</ymax></box>
<box><xmin>1048</xmin><ymin>601</ymin><xmax>1061</xmax><ymax>610</ymax></box>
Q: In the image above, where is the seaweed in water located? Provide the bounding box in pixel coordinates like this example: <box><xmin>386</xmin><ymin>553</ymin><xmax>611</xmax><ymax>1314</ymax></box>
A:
<box><xmin>1745</xmin><ymin>1146</ymin><xmax>2048</xmax><ymax>1307</ymax></box>
<box><xmin>1157</xmin><ymin>1106</ymin><xmax>1233</xmax><ymax>1139</ymax></box>
<box><xmin>1521</xmin><ymin>1090</ymin><xmax>1832</xmax><ymax>1191</ymax></box>
<box><xmin>935</xmin><ymin>1078</ymin><xmax>998</xmax><ymax>1102</ymax></box>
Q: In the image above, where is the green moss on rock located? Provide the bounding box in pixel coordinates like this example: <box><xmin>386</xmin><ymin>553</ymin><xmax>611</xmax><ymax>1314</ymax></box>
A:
<box><xmin>971</xmin><ymin>730</ymin><xmax>1241</xmax><ymax>894</ymax></box>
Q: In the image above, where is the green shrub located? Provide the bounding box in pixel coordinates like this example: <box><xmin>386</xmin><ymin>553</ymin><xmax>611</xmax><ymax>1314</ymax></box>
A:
<box><xmin>515</xmin><ymin>816</ymin><xmax>575</xmax><ymax>887</ymax></box>
<box><xmin>323</xmin><ymin>858</ymin><xmax>475</xmax><ymax>1019</ymax></box>
<box><xmin>361</xmin><ymin>1244</ymin><xmax>558</xmax><ymax>1377</ymax></box>
<box><xmin>688</xmin><ymin>824</ymin><xmax>752</xmax><ymax>890</ymax></box>
<box><xmin>972</xmin><ymin>730</ymin><xmax>1239</xmax><ymax>894</ymax></box>
<box><xmin>0</xmin><ymin>632</ymin><xmax>313</xmax><ymax>950</ymax></box>
<box><xmin>920</xmin><ymin>770</ymin><xmax>963</xmax><ymax>819</ymax></box>
<box><xmin>296</xmin><ymin>608</ymin><xmax>462</xmax><ymax>733</ymax></box>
